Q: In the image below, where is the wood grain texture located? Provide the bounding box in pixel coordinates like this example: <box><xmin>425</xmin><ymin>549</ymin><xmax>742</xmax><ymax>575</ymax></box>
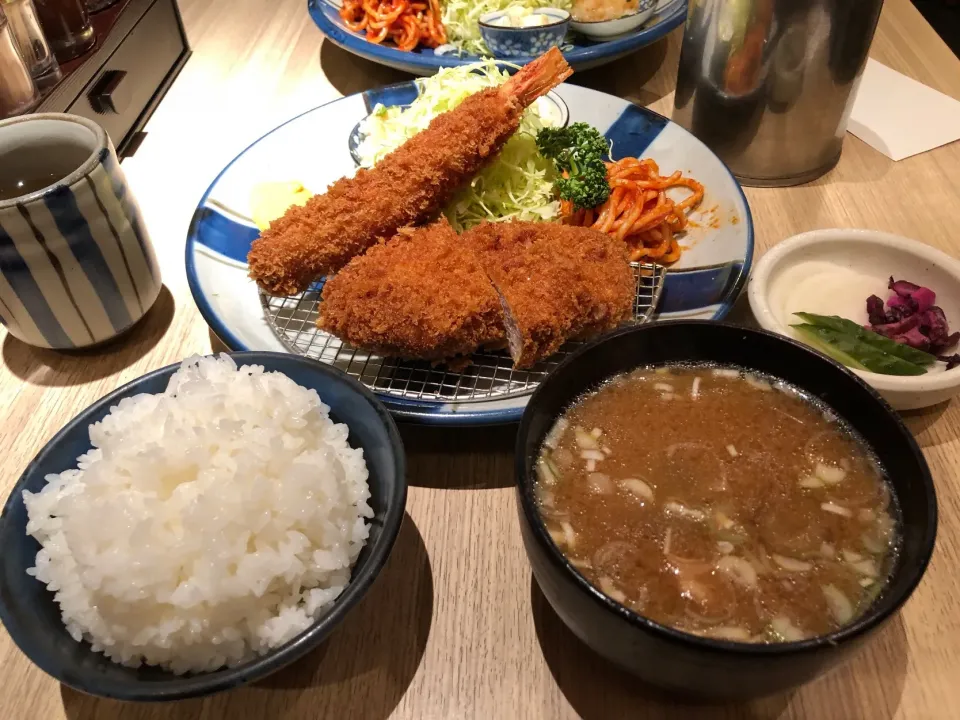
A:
<box><xmin>2</xmin><ymin>0</ymin><xmax>960</xmax><ymax>718</ymax></box>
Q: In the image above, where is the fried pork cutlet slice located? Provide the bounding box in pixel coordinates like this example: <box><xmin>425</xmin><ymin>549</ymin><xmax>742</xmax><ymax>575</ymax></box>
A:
<box><xmin>465</xmin><ymin>222</ymin><xmax>635</xmax><ymax>369</ymax></box>
<box><xmin>317</xmin><ymin>220</ymin><xmax>505</xmax><ymax>363</ymax></box>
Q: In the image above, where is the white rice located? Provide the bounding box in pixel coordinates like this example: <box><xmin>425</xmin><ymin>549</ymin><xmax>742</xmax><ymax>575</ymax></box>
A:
<box><xmin>23</xmin><ymin>355</ymin><xmax>372</xmax><ymax>674</ymax></box>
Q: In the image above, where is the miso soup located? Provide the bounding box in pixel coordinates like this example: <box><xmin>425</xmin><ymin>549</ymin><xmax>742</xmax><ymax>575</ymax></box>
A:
<box><xmin>535</xmin><ymin>366</ymin><xmax>899</xmax><ymax>643</ymax></box>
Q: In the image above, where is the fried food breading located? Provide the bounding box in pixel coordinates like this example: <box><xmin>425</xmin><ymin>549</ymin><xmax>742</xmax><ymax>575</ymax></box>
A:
<box><xmin>466</xmin><ymin>221</ymin><xmax>635</xmax><ymax>369</ymax></box>
<box><xmin>247</xmin><ymin>48</ymin><xmax>573</xmax><ymax>296</ymax></box>
<box><xmin>317</xmin><ymin>220</ymin><xmax>505</xmax><ymax>362</ymax></box>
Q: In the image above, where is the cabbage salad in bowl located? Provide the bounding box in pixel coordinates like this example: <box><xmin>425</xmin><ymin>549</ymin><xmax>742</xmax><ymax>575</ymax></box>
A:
<box><xmin>355</xmin><ymin>61</ymin><xmax>564</xmax><ymax>231</ymax></box>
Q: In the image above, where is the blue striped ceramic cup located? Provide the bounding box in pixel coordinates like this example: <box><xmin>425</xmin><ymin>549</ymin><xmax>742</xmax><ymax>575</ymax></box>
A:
<box><xmin>0</xmin><ymin>113</ymin><xmax>161</xmax><ymax>349</ymax></box>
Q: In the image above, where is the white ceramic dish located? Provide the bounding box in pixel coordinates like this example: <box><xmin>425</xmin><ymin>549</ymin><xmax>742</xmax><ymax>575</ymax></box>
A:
<box><xmin>749</xmin><ymin>228</ymin><xmax>960</xmax><ymax>411</ymax></box>
<box><xmin>570</xmin><ymin>0</ymin><xmax>657</xmax><ymax>40</ymax></box>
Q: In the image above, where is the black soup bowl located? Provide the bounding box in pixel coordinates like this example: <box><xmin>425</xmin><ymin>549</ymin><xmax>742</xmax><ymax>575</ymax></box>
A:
<box><xmin>515</xmin><ymin>322</ymin><xmax>937</xmax><ymax>701</ymax></box>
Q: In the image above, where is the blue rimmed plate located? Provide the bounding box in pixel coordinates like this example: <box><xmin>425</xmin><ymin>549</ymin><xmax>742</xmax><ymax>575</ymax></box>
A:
<box><xmin>309</xmin><ymin>0</ymin><xmax>687</xmax><ymax>76</ymax></box>
<box><xmin>186</xmin><ymin>81</ymin><xmax>754</xmax><ymax>425</ymax></box>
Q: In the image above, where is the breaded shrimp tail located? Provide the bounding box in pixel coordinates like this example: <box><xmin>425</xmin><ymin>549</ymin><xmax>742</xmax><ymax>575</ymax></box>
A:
<box><xmin>498</xmin><ymin>45</ymin><xmax>573</xmax><ymax>107</ymax></box>
<box><xmin>247</xmin><ymin>48</ymin><xmax>573</xmax><ymax>296</ymax></box>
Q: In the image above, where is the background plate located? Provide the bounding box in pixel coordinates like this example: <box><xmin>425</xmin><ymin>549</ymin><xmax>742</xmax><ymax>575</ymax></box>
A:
<box><xmin>308</xmin><ymin>0</ymin><xmax>688</xmax><ymax>75</ymax></box>
<box><xmin>186</xmin><ymin>82</ymin><xmax>754</xmax><ymax>424</ymax></box>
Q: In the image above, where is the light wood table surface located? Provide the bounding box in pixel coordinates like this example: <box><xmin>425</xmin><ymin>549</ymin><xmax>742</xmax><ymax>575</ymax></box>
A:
<box><xmin>3</xmin><ymin>0</ymin><xmax>960</xmax><ymax>718</ymax></box>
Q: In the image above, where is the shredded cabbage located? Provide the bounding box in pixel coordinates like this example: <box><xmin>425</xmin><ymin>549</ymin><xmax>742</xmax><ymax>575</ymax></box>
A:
<box><xmin>440</xmin><ymin>0</ymin><xmax>574</xmax><ymax>55</ymax></box>
<box><xmin>355</xmin><ymin>61</ymin><xmax>561</xmax><ymax>231</ymax></box>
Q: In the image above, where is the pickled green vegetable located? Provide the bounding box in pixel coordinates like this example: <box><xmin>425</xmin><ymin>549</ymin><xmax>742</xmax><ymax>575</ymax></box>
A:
<box><xmin>791</xmin><ymin>324</ymin><xmax>928</xmax><ymax>376</ymax></box>
<box><xmin>794</xmin><ymin>313</ymin><xmax>936</xmax><ymax>366</ymax></box>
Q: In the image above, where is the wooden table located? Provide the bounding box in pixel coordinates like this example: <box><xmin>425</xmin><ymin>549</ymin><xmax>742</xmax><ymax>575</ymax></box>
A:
<box><xmin>3</xmin><ymin>0</ymin><xmax>960</xmax><ymax>717</ymax></box>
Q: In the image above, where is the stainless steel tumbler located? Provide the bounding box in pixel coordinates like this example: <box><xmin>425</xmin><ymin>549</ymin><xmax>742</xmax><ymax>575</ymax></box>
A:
<box><xmin>673</xmin><ymin>0</ymin><xmax>884</xmax><ymax>187</ymax></box>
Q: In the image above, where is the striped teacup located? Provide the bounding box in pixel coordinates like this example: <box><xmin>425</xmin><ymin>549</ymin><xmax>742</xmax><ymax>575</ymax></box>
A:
<box><xmin>0</xmin><ymin>113</ymin><xmax>161</xmax><ymax>349</ymax></box>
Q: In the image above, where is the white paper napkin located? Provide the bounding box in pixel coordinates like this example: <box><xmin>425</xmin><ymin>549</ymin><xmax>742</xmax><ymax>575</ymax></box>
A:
<box><xmin>848</xmin><ymin>58</ymin><xmax>960</xmax><ymax>161</ymax></box>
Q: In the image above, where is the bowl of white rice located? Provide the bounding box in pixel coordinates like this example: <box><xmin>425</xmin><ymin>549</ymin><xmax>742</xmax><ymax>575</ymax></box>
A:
<box><xmin>0</xmin><ymin>353</ymin><xmax>406</xmax><ymax>701</ymax></box>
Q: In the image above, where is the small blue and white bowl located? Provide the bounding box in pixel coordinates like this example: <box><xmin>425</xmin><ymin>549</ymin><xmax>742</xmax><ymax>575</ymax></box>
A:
<box><xmin>479</xmin><ymin>8</ymin><xmax>570</xmax><ymax>58</ymax></box>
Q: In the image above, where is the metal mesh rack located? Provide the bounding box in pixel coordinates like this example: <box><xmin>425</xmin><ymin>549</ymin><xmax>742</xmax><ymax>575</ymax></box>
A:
<box><xmin>260</xmin><ymin>262</ymin><xmax>666</xmax><ymax>403</ymax></box>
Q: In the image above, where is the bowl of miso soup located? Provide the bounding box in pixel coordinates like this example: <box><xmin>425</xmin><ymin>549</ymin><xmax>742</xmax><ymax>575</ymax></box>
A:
<box><xmin>516</xmin><ymin>321</ymin><xmax>937</xmax><ymax>700</ymax></box>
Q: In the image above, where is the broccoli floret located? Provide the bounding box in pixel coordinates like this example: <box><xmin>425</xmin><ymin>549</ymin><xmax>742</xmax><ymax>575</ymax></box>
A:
<box><xmin>553</xmin><ymin>173</ymin><xmax>610</xmax><ymax>213</ymax></box>
<box><xmin>536</xmin><ymin>122</ymin><xmax>611</xmax><ymax>210</ymax></box>
<box><xmin>536</xmin><ymin>122</ymin><xmax>609</xmax><ymax>170</ymax></box>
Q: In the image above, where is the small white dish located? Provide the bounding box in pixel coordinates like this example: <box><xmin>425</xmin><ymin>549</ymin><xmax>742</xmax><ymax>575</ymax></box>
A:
<box><xmin>749</xmin><ymin>228</ymin><xmax>960</xmax><ymax>411</ymax></box>
<box><xmin>570</xmin><ymin>0</ymin><xmax>657</xmax><ymax>40</ymax></box>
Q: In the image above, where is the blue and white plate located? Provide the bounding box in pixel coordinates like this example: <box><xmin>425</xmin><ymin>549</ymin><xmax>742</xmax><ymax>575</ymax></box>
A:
<box><xmin>186</xmin><ymin>82</ymin><xmax>753</xmax><ymax>425</ymax></box>
<box><xmin>309</xmin><ymin>0</ymin><xmax>687</xmax><ymax>76</ymax></box>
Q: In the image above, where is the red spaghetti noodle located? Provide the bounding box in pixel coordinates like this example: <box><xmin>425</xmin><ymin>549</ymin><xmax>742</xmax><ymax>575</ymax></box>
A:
<box><xmin>339</xmin><ymin>0</ymin><xmax>446</xmax><ymax>52</ymax></box>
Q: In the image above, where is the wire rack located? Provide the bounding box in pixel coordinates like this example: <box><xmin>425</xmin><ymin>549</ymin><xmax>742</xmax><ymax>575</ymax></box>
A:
<box><xmin>260</xmin><ymin>262</ymin><xmax>666</xmax><ymax>404</ymax></box>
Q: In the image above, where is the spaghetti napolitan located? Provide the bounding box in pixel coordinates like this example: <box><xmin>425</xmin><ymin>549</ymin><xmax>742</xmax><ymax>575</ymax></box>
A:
<box><xmin>339</xmin><ymin>0</ymin><xmax>446</xmax><ymax>52</ymax></box>
<box><xmin>562</xmin><ymin>157</ymin><xmax>704</xmax><ymax>264</ymax></box>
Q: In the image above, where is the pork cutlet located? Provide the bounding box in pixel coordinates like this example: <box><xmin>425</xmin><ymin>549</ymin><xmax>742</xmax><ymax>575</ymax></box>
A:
<box><xmin>317</xmin><ymin>220</ymin><xmax>505</xmax><ymax>363</ymax></box>
<box><xmin>465</xmin><ymin>221</ymin><xmax>635</xmax><ymax>369</ymax></box>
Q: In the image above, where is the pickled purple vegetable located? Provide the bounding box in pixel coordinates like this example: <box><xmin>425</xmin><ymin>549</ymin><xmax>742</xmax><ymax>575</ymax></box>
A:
<box><xmin>864</xmin><ymin>277</ymin><xmax>958</xmax><ymax>356</ymax></box>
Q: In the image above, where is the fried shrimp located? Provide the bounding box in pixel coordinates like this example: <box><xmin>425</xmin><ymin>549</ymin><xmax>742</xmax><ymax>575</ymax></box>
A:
<box><xmin>248</xmin><ymin>48</ymin><xmax>573</xmax><ymax>296</ymax></box>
